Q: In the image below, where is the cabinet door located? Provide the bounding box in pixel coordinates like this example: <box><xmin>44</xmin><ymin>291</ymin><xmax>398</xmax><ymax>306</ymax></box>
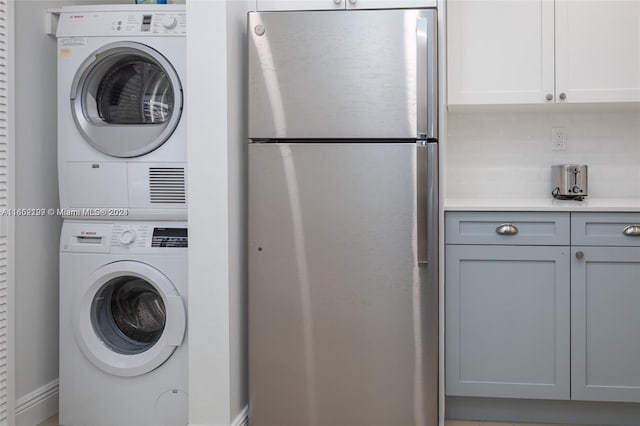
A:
<box><xmin>257</xmin><ymin>0</ymin><xmax>345</xmax><ymax>11</ymax></box>
<box><xmin>346</xmin><ymin>0</ymin><xmax>436</xmax><ymax>9</ymax></box>
<box><xmin>447</xmin><ymin>0</ymin><xmax>555</xmax><ymax>105</ymax></box>
<box><xmin>446</xmin><ymin>245</ymin><xmax>570</xmax><ymax>399</ymax></box>
<box><xmin>572</xmin><ymin>246</ymin><xmax>640</xmax><ymax>402</ymax></box>
<box><xmin>556</xmin><ymin>0</ymin><xmax>640</xmax><ymax>103</ymax></box>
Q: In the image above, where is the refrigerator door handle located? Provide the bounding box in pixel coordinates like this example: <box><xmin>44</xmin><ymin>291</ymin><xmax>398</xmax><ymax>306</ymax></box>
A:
<box><xmin>416</xmin><ymin>15</ymin><xmax>438</xmax><ymax>141</ymax></box>
<box><xmin>417</xmin><ymin>141</ymin><xmax>438</xmax><ymax>264</ymax></box>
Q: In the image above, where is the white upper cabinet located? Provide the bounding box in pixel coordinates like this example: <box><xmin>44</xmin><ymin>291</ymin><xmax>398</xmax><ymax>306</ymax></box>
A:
<box><xmin>555</xmin><ymin>0</ymin><xmax>640</xmax><ymax>104</ymax></box>
<box><xmin>346</xmin><ymin>0</ymin><xmax>437</xmax><ymax>9</ymax></box>
<box><xmin>448</xmin><ymin>0</ymin><xmax>640</xmax><ymax>106</ymax></box>
<box><xmin>257</xmin><ymin>0</ymin><xmax>346</xmax><ymax>11</ymax></box>
<box><xmin>257</xmin><ymin>0</ymin><xmax>437</xmax><ymax>11</ymax></box>
<box><xmin>448</xmin><ymin>0</ymin><xmax>555</xmax><ymax>105</ymax></box>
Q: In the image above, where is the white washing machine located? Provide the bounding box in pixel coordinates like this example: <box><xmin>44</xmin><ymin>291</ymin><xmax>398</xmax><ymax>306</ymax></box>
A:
<box><xmin>59</xmin><ymin>220</ymin><xmax>188</xmax><ymax>426</ymax></box>
<box><xmin>57</xmin><ymin>5</ymin><xmax>187</xmax><ymax>220</ymax></box>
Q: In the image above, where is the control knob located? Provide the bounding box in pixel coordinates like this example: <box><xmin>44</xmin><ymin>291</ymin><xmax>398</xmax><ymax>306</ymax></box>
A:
<box><xmin>162</xmin><ymin>16</ymin><xmax>178</xmax><ymax>29</ymax></box>
<box><xmin>120</xmin><ymin>229</ymin><xmax>137</xmax><ymax>246</ymax></box>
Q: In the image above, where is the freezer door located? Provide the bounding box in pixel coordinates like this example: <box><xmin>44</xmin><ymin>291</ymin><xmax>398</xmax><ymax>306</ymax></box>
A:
<box><xmin>248</xmin><ymin>9</ymin><xmax>437</xmax><ymax>140</ymax></box>
<box><xmin>249</xmin><ymin>143</ymin><xmax>438</xmax><ymax>426</ymax></box>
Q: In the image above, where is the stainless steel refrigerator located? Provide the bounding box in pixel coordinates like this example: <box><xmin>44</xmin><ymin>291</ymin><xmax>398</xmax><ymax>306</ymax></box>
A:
<box><xmin>248</xmin><ymin>8</ymin><xmax>438</xmax><ymax>426</ymax></box>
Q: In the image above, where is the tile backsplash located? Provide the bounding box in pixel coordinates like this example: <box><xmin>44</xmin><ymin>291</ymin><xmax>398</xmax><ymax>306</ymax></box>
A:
<box><xmin>446</xmin><ymin>109</ymin><xmax>640</xmax><ymax>199</ymax></box>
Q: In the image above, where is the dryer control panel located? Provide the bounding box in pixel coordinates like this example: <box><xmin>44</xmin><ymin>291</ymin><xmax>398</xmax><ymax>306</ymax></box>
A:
<box><xmin>57</xmin><ymin>7</ymin><xmax>187</xmax><ymax>37</ymax></box>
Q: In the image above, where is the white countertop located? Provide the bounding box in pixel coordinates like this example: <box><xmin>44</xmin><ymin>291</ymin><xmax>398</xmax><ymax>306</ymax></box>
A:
<box><xmin>444</xmin><ymin>197</ymin><xmax>640</xmax><ymax>212</ymax></box>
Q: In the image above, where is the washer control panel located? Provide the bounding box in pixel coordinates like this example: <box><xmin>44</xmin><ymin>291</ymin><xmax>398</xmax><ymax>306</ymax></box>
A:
<box><xmin>112</xmin><ymin>224</ymin><xmax>149</xmax><ymax>249</ymax></box>
<box><xmin>152</xmin><ymin>227</ymin><xmax>188</xmax><ymax>248</ymax></box>
<box><xmin>119</xmin><ymin>228</ymin><xmax>137</xmax><ymax>246</ymax></box>
<box><xmin>61</xmin><ymin>221</ymin><xmax>188</xmax><ymax>253</ymax></box>
<box><xmin>111</xmin><ymin>223</ymin><xmax>188</xmax><ymax>249</ymax></box>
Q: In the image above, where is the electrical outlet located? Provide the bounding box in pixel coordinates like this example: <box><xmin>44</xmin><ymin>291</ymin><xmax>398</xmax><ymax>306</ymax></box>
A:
<box><xmin>552</xmin><ymin>127</ymin><xmax>567</xmax><ymax>151</ymax></box>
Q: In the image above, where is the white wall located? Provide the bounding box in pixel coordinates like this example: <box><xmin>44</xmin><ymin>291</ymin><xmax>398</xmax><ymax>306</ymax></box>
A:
<box><xmin>225</xmin><ymin>0</ymin><xmax>248</xmax><ymax>419</ymax></box>
<box><xmin>187</xmin><ymin>0</ymin><xmax>248</xmax><ymax>425</ymax></box>
<box><xmin>14</xmin><ymin>2</ymin><xmax>64</xmax><ymax>419</ymax></box>
<box><xmin>446</xmin><ymin>108</ymin><xmax>640</xmax><ymax>200</ymax></box>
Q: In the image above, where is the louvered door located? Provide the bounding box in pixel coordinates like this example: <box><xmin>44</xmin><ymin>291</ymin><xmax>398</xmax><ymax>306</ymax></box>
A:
<box><xmin>0</xmin><ymin>0</ymin><xmax>12</xmax><ymax>424</ymax></box>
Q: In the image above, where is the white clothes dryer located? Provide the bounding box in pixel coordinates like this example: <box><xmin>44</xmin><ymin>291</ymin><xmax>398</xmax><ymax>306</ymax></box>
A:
<box><xmin>57</xmin><ymin>5</ymin><xmax>187</xmax><ymax>220</ymax></box>
<box><xmin>59</xmin><ymin>220</ymin><xmax>188</xmax><ymax>426</ymax></box>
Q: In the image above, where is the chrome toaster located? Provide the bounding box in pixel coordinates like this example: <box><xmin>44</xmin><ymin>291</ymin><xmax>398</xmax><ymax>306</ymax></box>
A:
<box><xmin>551</xmin><ymin>164</ymin><xmax>588</xmax><ymax>200</ymax></box>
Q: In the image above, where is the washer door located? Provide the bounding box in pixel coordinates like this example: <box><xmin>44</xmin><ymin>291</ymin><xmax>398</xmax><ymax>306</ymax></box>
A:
<box><xmin>74</xmin><ymin>261</ymin><xmax>186</xmax><ymax>377</ymax></box>
<box><xmin>71</xmin><ymin>41</ymin><xmax>183</xmax><ymax>158</ymax></box>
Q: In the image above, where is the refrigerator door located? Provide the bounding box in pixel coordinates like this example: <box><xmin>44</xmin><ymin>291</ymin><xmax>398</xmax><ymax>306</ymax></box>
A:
<box><xmin>248</xmin><ymin>9</ymin><xmax>437</xmax><ymax>140</ymax></box>
<box><xmin>249</xmin><ymin>143</ymin><xmax>438</xmax><ymax>426</ymax></box>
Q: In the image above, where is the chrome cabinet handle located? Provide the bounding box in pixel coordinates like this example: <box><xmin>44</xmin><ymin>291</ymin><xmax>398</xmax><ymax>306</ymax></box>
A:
<box><xmin>546</xmin><ymin>93</ymin><xmax>553</xmax><ymax>101</ymax></box>
<box><xmin>334</xmin><ymin>0</ymin><xmax>342</xmax><ymax>4</ymax></box>
<box><xmin>576</xmin><ymin>250</ymin><xmax>584</xmax><ymax>260</ymax></box>
<box><xmin>623</xmin><ymin>225</ymin><xmax>640</xmax><ymax>237</ymax></box>
<box><xmin>496</xmin><ymin>224</ymin><xmax>518</xmax><ymax>236</ymax></box>
<box><xmin>348</xmin><ymin>0</ymin><xmax>356</xmax><ymax>4</ymax></box>
<box><xmin>559</xmin><ymin>92</ymin><xmax>567</xmax><ymax>101</ymax></box>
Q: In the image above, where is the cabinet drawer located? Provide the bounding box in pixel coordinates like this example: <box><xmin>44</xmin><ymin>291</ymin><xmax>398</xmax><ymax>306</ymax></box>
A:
<box><xmin>446</xmin><ymin>212</ymin><xmax>570</xmax><ymax>246</ymax></box>
<box><xmin>572</xmin><ymin>213</ymin><xmax>640</xmax><ymax>247</ymax></box>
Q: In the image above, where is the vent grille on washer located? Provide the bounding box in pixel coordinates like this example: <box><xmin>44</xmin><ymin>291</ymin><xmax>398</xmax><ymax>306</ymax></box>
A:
<box><xmin>149</xmin><ymin>167</ymin><xmax>186</xmax><ymax>204</ymax></box>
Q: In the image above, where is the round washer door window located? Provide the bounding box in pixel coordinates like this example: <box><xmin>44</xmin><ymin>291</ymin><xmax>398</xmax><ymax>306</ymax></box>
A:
<box><xmin>92</xmin><ymin>276</ymin><xmax>166</xmax><ymax>355</ymax></box>
<box><xmin>71</xmin><ymin>41</ymin><xmax>183</xmax><ymax>158</ymax></box>
<box><xmin>73</xmin><ymin>261</ymin><xmax>186</xmax><ymax>377</ymax></box>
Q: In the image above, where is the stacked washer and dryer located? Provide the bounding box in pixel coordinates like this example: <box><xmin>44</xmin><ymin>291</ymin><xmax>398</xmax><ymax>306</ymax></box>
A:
<box><xmin>56</xmin><ymin>5</ymin><xmax>188</xmax><ymax>426</ymax></box>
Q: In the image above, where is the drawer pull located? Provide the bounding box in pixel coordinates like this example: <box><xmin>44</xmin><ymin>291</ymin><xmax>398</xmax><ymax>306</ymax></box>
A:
<box><xmin>496</xmin><ymin>224</ymin><xmax>519</xmax><ymax>236</ymax></box>
<box><xmin>623</xmin><ymin>225</ymin><xmax>640</xmax><ymax>237</ymax></box>
<box><xmin>576</xmin><ymin>250</ymin><xmax>584</xmax><ymax>260</ymax></box>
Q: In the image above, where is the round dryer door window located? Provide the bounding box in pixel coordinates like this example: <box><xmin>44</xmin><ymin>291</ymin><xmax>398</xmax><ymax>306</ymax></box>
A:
<box><xmin>71</xmin><ymin>41</ymin><xmax>183</xmax><ymax>158</ymax></box>
<box><xmin>74</xmin><ymin>261</ymin><xmax>186</xmax><ymax>377</ymax></box>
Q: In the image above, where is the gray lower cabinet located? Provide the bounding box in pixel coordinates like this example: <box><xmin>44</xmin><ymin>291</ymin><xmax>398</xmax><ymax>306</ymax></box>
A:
<box><xmin>445</xmin><ymin>212</ymin><xmax>572</xmax><ymax>400</ymax></box>
<box><xmin>446</xmin><ymin>244</ymin><xmax>571</xmax><ymax>399</ymax></box>
<box><xmin>571</xmin><ymin>212</ymin><xmax>640</xmax><ymax>403</ymax></box>
<box><xmin>446</xmin><ymin>211</ymin><xmax>640</xmax><ymax>405</ymax></box>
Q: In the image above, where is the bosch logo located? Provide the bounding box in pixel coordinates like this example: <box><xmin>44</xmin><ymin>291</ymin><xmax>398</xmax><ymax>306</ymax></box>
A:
<box><xmin>70</xmin><ymin>15</ymin><xmax>84</xmax><ymax>19</ymax></box>
<box><xmin>81</xmin><ymin>231</ymin><xmax>97</xmax><ymax>235</ymax></box>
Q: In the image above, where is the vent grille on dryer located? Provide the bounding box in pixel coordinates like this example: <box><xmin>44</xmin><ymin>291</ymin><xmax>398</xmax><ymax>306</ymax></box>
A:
<box><xmin>149</xmin><ymin>167</ymin><xmax>186</xmax><ymax>204</ymax></box>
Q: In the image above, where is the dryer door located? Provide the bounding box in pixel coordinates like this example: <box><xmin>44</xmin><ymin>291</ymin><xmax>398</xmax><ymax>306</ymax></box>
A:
<box><xmin>73</xmin><ymin>261</ymin><xmax>186</xmax><ymax>377</ymax></box>
<box><xmin>71</xmin><ymin>41</ymin><xmax>183</xmax><ymax>158</ymax></box>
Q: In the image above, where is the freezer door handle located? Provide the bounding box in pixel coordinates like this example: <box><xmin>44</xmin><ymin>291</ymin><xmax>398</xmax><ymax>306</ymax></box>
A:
<box><xmin>417</xmin><ymin>142</ymin><xmax>438</xmax><ymax>264</ymax></box>
<box><xmin>416</xmin><ymin>15</ymin><xmax>438</xmax><ymax>141</ymax></box>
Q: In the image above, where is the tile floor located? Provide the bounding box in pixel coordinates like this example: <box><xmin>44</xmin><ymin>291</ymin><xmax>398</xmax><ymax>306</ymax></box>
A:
<box><xmin>38</xmin><ymin>415</ymin><xmax>579</xmax><ymax>426</ymax></box>
<box><xmin>447</xmin><ymin>422</ymin><xmax>585</xmax><ymax>426</ymax></box>
<box><xmin>37</xmin><ymin>414</ymin><xmax>58</xmax><ymax>426</ymax></box>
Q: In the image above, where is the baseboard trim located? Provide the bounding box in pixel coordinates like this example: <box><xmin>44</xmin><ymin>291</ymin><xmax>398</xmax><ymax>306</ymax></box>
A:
<box><xmin>188</xmin><ymin>405</ymin><xmax>248</xmax><ymax>426</ymax></box>
<box><xmin>447</xmin><ymin>396</ymin><xmax>640</xmax><ymax>426</ymax></box>
<box><xmin>231</xmin><ymin>405</ymin><xmax>248</xmax><ymax>426</ymax></box>
<box><xmin>15</xmin><ymin>379</ymin><xmax>59</xmax><ymax>426</ymax></box>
